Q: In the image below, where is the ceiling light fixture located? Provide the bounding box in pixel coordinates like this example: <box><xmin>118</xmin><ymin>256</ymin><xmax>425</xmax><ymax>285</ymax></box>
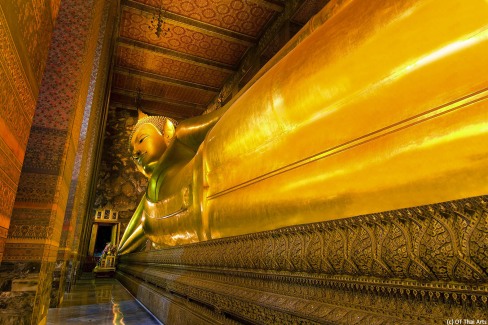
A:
<box><xmin>135</xmin><ymin>87</ymin><xmax>143</xmax><ymax>110</ymax></box>
<box><xmin>148</xmin><ymin>2</ymin><xmax>170</xmax><ymax>38</ymax></box>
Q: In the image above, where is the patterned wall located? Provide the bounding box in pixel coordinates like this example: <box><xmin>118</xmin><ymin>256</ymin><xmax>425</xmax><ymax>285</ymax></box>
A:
<box><xmin>6</xmin><ymin>0</ymin><xmax>99</xmax><ymax>259</ymax></box>
<box><xmin>55</xmin><ymin>0</ymin><xmax>107</xmax><ymax>254</ymax></box>
<box><xmin>52</xmin><ymin>0</ymin><xmax>116</xmax><ymax>308</ymax></box>
<box><xmin>59</xmin><ymin>0</ymin><xmax>121</xmax><ymax>283</ymax></box>
<box><xmin>0</xmin><ymin>0</ymin><xmax>59</xmax><ymax>263</ymax></box>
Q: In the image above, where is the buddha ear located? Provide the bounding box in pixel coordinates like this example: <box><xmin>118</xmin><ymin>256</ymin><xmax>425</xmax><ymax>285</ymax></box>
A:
<box><xmin>138</xmin><ymin>109</ymin><xmax>148</xmax><ymax>120</ymax></box>
<box><xmin>163</xmin><ymin>118</ymin><xmax>176</xmax><ymax>145</ymax></box>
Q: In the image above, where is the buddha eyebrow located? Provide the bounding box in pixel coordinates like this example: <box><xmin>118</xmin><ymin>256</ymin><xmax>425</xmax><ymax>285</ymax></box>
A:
<box><xmin>136</xmin><ymin>133</ymin><xmax>148</xmax><ymax>140</ymax></box>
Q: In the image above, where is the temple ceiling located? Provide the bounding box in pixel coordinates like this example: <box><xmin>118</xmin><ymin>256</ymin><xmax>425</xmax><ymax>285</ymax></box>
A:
<box><xmin>110</xmin><ymin>0</ymin><xmax>328</xmax><ymax>120</ymax></box>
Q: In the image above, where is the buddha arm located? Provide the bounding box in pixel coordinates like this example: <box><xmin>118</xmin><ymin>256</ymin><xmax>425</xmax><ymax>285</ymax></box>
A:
<box><xmin>118</xmin><ymin>194</ymin><xmax>146</xmax><ymax>254</ymax></box>
<box><xmin>118</xmin><ymin>224</ymin><xmax>145</xmax><ymax>255</ymax></box>
<box><xmin>175</xmin><ymin>105</ymin><xmax>228</xmax><ymax>151</ymax></box>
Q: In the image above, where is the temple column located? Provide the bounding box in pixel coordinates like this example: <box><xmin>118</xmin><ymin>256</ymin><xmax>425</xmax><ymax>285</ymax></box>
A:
<box><xmin>0</xmin><ymin>1</ymin><xmax>107</xmax><ymax>324</ymax></box>
<box><xmin>52</xmin><ymin>0</ymin><xmax>118</xmax><ymax>307</ymax></box>
<box><xmin>0</xmin><ymin>0</ymin><xmax>60</xmax><ymax>264</ymax></box>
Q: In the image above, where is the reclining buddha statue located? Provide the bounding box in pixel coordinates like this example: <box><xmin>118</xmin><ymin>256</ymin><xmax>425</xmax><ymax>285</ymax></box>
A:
<box><xmin>118</xmin><ymin>0</ymin><xmax>488</xmax><ymax>254</ymax></box>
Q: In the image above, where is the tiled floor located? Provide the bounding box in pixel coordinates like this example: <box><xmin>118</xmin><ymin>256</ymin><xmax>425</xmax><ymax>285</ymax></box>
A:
<box><xmin>47</xmin><ymin>276</ymin><xmax>162</xmax><ymax>325</ymax></box>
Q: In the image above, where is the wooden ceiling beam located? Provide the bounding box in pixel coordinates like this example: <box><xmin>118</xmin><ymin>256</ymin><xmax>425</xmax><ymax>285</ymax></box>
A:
<box><xmin>110</xmin><ymin>92</ymin><xmax>202</xmax><ymax>119</ymax></box>
<box><xmin>114</xmin><ymin>66</ymin><xmax>220</xmax><ymax>93</ymax></box>
<box><xmin>247</xmin><ymin>0</ymin><xmax>284</xmax><ymax>12</ymax></box>
<box><xmin>111</xmin><ymin>88</ymin><xmax>206</xmax><ymax>112</ymax></box>
<box><xmin>109</xmin><ymin>102</ymin><xmax>191</xmax><ymax>120</ymax></box>
<box><xmin>122</xmin><ymin>0</ymin><xmax>256</xmax><ymax>45</ymax></box>
<box><xmin>118</xmin><ymin>37</ymin><xmax>236</xmax><ymax>73</ymax></box>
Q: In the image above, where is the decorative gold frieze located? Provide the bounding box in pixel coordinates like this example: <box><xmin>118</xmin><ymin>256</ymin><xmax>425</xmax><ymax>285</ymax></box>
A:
<box><xmin>118</xmin><ymin>196</ymin><xmax>488</xmax><ymax>324</ymax></box>
<box><xmin>122</xmin><ymin>196</ymin><xmax>488</xmax><ymax>282</ymax></box>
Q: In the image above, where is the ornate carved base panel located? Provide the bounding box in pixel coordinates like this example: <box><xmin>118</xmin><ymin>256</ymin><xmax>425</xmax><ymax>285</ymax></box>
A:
<box><xmin>0</xmin><ymin>291</ymin><xmax>34</xmax><ymax>325</ymax></box>
<box><xmin>118</xmin><ymin>196</ymin><xmax>488</xmax><ymax>324</ymax></box>
<box><xmin>117</xmin><ymin>271</ymin><xmax>238</xmax><ymax>325</ymax></box>
<box><xmin>0</xmin><ymin>261</ymin><xmax>54</xmax><ymax>325</ymax></box>
<box><xmin>49</xmin><ymin>260</ymin><xmax>68</xmax><ymax>308</ymax></box>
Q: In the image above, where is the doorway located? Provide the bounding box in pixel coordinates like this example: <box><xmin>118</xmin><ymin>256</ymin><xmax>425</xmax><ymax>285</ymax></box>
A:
<box><xmin>93</xmin><ymin>224</ymin><xmax>114</xmax><ymax>257</ymax></box>
<box><xmin>84</xmin><ymin>221</ymin><xmax>120</xmax><ymax>272</ymax></box>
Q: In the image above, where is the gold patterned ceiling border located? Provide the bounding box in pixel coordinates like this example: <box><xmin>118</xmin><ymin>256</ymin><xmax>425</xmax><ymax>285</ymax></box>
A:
<box><xmin>123</xmin><ymin>0</ymin><xmax>257</xmax><ymax>44</ymax></box>
<box><xmin>117</xmin><ymin>37</ymin><xmax>236</xmax><ymax>72</ymax></box>
<box><xmin>114</xmin><ymin>66</ymin><xmax>220</xmax><ymax>93</ymax></box>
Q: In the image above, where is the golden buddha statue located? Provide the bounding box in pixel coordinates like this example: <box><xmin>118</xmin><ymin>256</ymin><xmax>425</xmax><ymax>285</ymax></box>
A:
<box><xmin>118</xmin><ymin>0</ymin><xmax>488</xmax><ymax>254</ymax></box>
<box><xmin>118</xmin><ymin>108</ymin><xmax>228</xmax><ymax>253</ymax></box>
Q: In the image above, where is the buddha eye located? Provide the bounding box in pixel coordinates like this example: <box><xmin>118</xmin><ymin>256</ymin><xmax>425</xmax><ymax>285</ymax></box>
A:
<box><xmin>139</xmin><ymin>135</ymin><xmax>148</xmax><ymax>144</ymax></box>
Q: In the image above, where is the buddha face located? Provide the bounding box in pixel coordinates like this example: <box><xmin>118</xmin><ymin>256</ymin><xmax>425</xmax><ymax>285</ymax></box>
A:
<box><xmin>130</xmin><ymin>123</ymin><xmax>167</xmax><ymax>177</ymax></box>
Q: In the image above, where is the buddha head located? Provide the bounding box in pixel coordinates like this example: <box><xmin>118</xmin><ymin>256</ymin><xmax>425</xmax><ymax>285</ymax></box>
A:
<box><xmin>129</xmin><ymin>110</ymin><xmax>177</xmax><ymax>177</ymax></box>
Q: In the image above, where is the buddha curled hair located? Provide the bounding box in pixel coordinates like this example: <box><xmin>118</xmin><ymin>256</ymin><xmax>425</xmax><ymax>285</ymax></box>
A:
<box><xmin>129</xmin><ymin>110</ymin><xmax>178</xmax><ymax>147</ymax></box>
